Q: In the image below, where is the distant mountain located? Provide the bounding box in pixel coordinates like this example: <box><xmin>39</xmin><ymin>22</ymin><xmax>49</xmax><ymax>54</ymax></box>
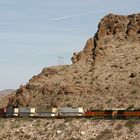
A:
<box><xmin>0</xmin><ymin>89</ymin><xmax>14</xmax><ymax>98</ymax></box>
<box><xmin>0</xmin><ymin>89</ymin><xmax>15</xmax><ymax>108</ymax></box>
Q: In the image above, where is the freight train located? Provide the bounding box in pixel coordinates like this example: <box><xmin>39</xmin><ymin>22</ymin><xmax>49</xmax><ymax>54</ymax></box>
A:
<box><xmin>0</xmin><ymin>106</ymin><xmax>140</xmax><ymax>119</ymax></box>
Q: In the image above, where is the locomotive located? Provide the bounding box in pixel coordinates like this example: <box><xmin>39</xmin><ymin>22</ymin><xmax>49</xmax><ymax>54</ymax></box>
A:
<box><xmin>0</xmin><ymin>106</ymin><xmax>140</xmax><ymax>119</ymax></box>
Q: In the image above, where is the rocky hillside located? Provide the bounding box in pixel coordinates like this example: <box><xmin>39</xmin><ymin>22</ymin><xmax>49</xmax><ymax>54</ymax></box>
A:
<box><xmin>7</xmin><ymin>13</ymin><xmax>140</xmax><ymax>110</ymax></box>
<box><xmin>0</xmin><ymin>118</ymin><xmax>139</xmax><ymax>140</ymax></box>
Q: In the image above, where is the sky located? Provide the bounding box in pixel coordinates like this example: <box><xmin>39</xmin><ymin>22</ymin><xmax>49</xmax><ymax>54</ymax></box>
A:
<box><xmin>0</xmin><ymin>0</ymin><xmax>140</xmax><ymax>90</ymax></box>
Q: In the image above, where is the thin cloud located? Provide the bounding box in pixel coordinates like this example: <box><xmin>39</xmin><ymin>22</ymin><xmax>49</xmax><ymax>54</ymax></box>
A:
<box><xmin>48</xmin><ymin>11</ymin><xmax>95</xmax><ymax>22</ymax></box>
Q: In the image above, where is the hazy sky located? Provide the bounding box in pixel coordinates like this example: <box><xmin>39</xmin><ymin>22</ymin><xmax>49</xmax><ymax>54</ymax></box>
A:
<box><xmin>0</xmin><ymin>0</ymin><xmax>140</xmax><ymax>90</ymax></box>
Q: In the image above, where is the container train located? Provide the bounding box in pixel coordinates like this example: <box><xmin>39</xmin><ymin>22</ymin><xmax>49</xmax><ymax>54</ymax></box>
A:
<box><xmin>0</xmin><ymin>106</ymin><xmax>140</xmax><ymax>119</ymax></box>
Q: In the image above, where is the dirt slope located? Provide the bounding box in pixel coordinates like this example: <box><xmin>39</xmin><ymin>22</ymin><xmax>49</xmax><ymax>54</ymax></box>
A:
<box><xmin>0</xmin><ymin>118</ymin><xmax>140</xmax><ymax>140</ymax></box>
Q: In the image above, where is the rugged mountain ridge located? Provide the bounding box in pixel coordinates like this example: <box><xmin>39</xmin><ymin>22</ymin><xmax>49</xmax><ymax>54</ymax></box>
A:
<box><xmin>7</xmin><ymin>13</ymin><xmax>140</xmax><ymax>110</ymax></box>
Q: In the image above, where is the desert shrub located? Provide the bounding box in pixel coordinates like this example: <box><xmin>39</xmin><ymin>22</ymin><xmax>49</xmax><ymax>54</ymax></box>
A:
<box><xmin>130</xmin><ymin>89</ymin><xmax>138</xmax><ymax>94</ymax></box>
<box><xmin>67</xmin><ymin>103</ymin><xmax>73</xmax><ymax>107</ymax></box>
<box><xmin>32</xmin><ymin>137</ymin><xmax>38</xmax><ymax>140</ymax></box>
<box><xmin>10</xmin><ymin>120</ymin><xmax>21</xmax><ymax>129</ymax></box>
<box><xmin>75</xmin><ymin>81</ymin><xmax>81</xmax><ymax>84</ymax></box>
<box><xmin>84</xmin><ymin>77</ymin><xmax>88</xmax><ymax>80</ymax></box>
<box><xmin>24</xmin><ymin>134</ymin><xmax>31</xmax><ymax>139</ymax></box>
<box><xmin>106</xmin><ymin>99</ymin><xmax>112</xmax><ymax>103</ymax></box>
<box><xmin>21</xmin><ymin>117</ymin><xmax>34</xmax><ymax>122</ymax></box>
<box><xmin>125</xmin><ymin>119</ymin><xmax>139</xmax><ymax>131</ymax></box>
<box><xmin>38</xmin><ymin>130</ymin><xmax>45</xmax><ymax>135</ymax></box>
<box><xmin>57</xmin><ymin>123</ymin><xmax>66</xmax><ymax>130</ymax></box>
<box><xmin>44</xmin><ymin>127</ymin><xmax>48</xmax><ymax>131</ymax></box>
<box><xmin>93</xmin><ymin>129</ymin><xmax>114</xmax><ymax>140</ymax></box>
<box><xmin>81</xmin><ymin>118</ymin><xmax>88</xmax><ymax>123</ymax></box>
<box><xmin>33</xmin><ymin>119</ymin><xmax>41</xmax><ymax>127</ymax></box>
<box><xmin>12</xmin><ymin>123</ymin><xmax>20</xmax><ymax>128</ymax></box>
<box><xmin>116</xmin><ymin>132</ymin><xmax>122</xmax><ymax>137</ymax></box>
<box><xmin>115</xmin><ymin>123</ymin><xmax>123</xmax><ymax>130</ymax></box>
<box><xmin>74</xmin><ymin>70</ymin><xmax>78</xmax><ymax>73</ymax></box>
<box><xmin>64</xmin><ymin>118</ymin><xmax>71</xmax><ymax>123</ymax></box>
<box><xmin>0</xmin><ymin>119</ymin><xmax>4</xmax><ymax>129</ymax></box>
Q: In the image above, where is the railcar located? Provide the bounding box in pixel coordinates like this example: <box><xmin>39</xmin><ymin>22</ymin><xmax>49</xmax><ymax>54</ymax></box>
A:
<box><xmin>7</xmin><ymin>107</ymin><xmax>36</xmax><ymax>117</ymax></box>
<box><xmin>6</xmin><ymin>107</ymin><xmax>14</xmax><ymax>117</ymax></box>
<box><xmin>58</xmin><ymin>107</ymin><xmax>84</xmax><ymax>117</ymax></box>
<box><xmin>35</xmin><ymin>107</ymin><xmax>57</xmax><ymax>117</ymax></box>
<box><xmin>14</xmin><ymin>107</ymin><xmax>36</xmax><ymax>117</ymax></box>
<box><xmin>117</xmin><ymin>110</ymin><xmax>140</xmax><ymax>119</ymax></box>
<box><xmin>84</xmin><ymin>110</ymin><xmax>113</xmax><ymax>119</ymax></box>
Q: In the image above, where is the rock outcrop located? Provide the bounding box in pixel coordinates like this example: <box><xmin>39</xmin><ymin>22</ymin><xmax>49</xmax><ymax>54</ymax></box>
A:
<box><xmin>72</xmin><ymin>13</ymin><xmax>140</xmax><ymax>63</ymax></box>
<box><xmin>71</xmin><ymin>38</ymin><xmax>94</xmax><ymax>63</ymax></box>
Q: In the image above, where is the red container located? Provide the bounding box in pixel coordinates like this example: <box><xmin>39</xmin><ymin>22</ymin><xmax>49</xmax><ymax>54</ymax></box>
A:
<box><xmin>84</xmin><ymin>110</ymin><xmax>105</xmax><ymax>117</ymax></box>
<box><xmin>84</xmin><ymin>110</ymin><xmax>113</xmax><ymax>118</ymax></box>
